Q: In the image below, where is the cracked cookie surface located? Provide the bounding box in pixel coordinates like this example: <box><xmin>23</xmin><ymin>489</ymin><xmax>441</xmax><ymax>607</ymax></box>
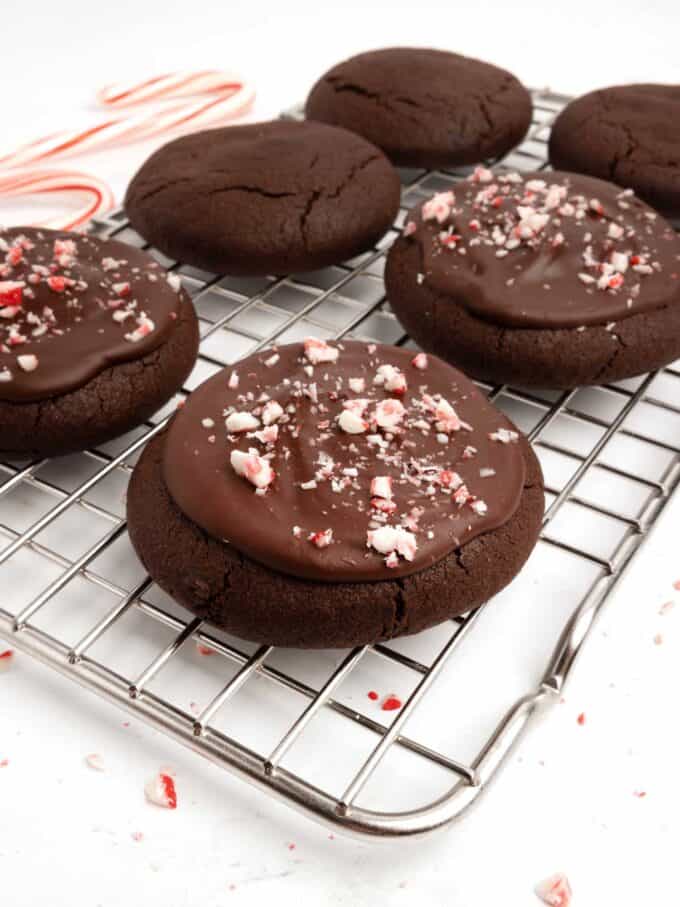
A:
<box><xmin>549</xmin><ymin>85</ymin><xmax>680</xmax><ymax>219</ymax></box>
<box><xmin>305</xmin><ymin>47</ymin><xmax>532</xmax><ymax>169</ymax></box>
<box><xmin>125</xmin><ymin>120</ymin><xmax>401</xmax><ymax>276</ymax></box>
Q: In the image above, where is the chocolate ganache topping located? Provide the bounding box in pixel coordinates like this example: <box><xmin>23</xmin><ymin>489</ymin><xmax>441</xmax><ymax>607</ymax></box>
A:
<box><xmin>163</xmin><ymin>340</ymin><xmax>526</xmax><ymax>583</ymax></box>
<box><xmin>0</xmin><ymin>227</ymin><xmax>184</xmax><ymax>402</ymax></box>
<box><xmin>403</xmin><ymin>168</ymin><xmax>680</xmax><ymax>329</ymax></box>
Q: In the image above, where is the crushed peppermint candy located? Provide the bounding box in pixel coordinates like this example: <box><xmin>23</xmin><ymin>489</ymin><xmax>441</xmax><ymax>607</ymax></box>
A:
<box><xmin>308</xmin><ymin>529</ymin><xmax>333</xmax><ymax>548</ymax></box>
<box><xmin>534</xmin><ymin>873</ymin><xmax>573</xmax><ymax>907</ymax></box>
<box><xmin>85</xmin><ymin>752</ymin><xmax>106</xmax><ymax>771</ymax></box>
<box><xmin>0</xmin><ymin>229</ymin><xmax>180</xmax><ymax>392</ymax></box>
<box><xmin>303</xmin><ymin>337</ymin><xmax>338</xmax><ymax>365</ymax></box>
<box><xmin>230</xmin><ymin>449</ymin><xmax>275</xmax><ymax>489</ymax></box>
<box><xmin>368</xmin><ymin>525</ymin><xmax>417</xmax><ymax>564</ymax></box>
<box><xmin>406</xmin><ymin>171</ymin><xmax>673</xmax><ymax>328</ymax></box>
<box><xmin>169</xmin><ymin>341</ymin><xmax>525</xmax><ymax>584</ymax></box>
<box><xmin>226</xmin><ymin>411</ymin><xmax>260</xmax><ymax>433</ymax></box>
<box><xmin>144</xmin><ymin>771</ymin><xmax>178</xmax><ymax>809</ymax></box>
<box><xmin>17</xmin><ymin>354</ymin><xmax>38</xmax><ymax>372</ymax></box>
<box><xmin>490</xmin><ymin>428</ymin><xmax>519</xmax><ymax>444</ymax></box>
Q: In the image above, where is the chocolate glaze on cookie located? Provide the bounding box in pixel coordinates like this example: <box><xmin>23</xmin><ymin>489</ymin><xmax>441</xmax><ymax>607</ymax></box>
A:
<box><xmin>0</xmin><ymin>228</ymin><xmax>183</xmax><ymax>402</ymax></box>
<box><xmin>163</xmin><ymin>341</ymin><xmax>526</xmax><ymax>583</ymax></box>
<box><xmin>401</xmin><ymin>169</ymin><xmax>680</xmax><ymax>331</ymax></box>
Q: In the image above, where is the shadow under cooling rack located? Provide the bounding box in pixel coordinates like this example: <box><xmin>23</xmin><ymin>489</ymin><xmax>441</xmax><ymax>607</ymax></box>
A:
<box><xmin>2</xmin><ymin>88</ymin><xmax>680</xmax><ymax>838</ymax></box>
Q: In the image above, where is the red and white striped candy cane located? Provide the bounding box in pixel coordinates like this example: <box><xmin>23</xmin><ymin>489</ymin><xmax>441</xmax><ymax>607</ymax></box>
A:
<box><xmin>0</xmin><ymin>71</ymin><xmax>255</xmax><ymax>230</ymax></box>
<box><xmin>0</xmin><ymin>169</ymin><xmax>116</xmax><ymax>232</ymax></box>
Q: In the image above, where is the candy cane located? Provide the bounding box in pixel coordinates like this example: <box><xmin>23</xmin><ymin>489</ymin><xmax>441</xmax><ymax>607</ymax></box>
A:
<box><xmin>0</xmin><ymin>169</ymin><xmax>116</xmax><ymax>231</ymax></box>
<box><xmin>0</xmin><ymin>71</ymin><xmax>255</xmax><ymax>230</ymax></box>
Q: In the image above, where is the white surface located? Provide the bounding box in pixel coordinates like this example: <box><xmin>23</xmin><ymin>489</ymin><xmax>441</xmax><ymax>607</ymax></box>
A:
<box><xmin>1</xmin><ymin>1</ymin><xmax>679</xmax><ymax>903</ymax></box>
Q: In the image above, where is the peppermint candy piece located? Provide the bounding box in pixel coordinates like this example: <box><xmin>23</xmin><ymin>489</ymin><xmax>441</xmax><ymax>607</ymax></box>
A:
<box><xmin>144</xmin><ymin>771</ymin><xmax>178</xmax><ymax>809</ymax></box>
<box><xmin>85</xmin><ymin>752</ymin><xmax>105</xmax><ymax>771</ymax></box>
<box><xmin>226</xmin><ymin>411</ymin><xmax>260</xmax><ymax>433</ymax></box>
<box><xmin>17</xmin><ymin>354</ymin><xmax>38</xmax><ymax>372</ymax></box>
<box><xmin>308</xmin><ymin>529</ymin><xmax>333</xmax><ymax>548</ymax></box>
<box><xmin>534</xmin><ymin>873</ymin><xmax>572</xmax><ymax>907</ymax></box>
<box><xmin>338</xmin><ymin>409</ymin><xmax>368</xmax><ymax>434</ymax></box>
<box><xmin>422</xmin><ymin>190</ymin><xmax>455</xmax><ymax>224</ymax></box>
<box><xmin>370</xmin><ymin>476</ymin><xmax>393</xmax><ymax>500</ymax></box>
<box><xmin>303</xmin><ymin>337</ymin><xmax>339</xmax><ymax>365</ymax></box>
<box><xmin>367</xmin><ymin>526</ymin><xmax>417</xmax><ymax>563</ymax></box>
<box><xmin>374</xmin><ymin>398</ymin><xmax>405</xmax><ymax>429</ymax></box>
<box><xmin>230</xmin><ymin>448</ymin><xmax>275</xmax><ymax>489</ymax></box>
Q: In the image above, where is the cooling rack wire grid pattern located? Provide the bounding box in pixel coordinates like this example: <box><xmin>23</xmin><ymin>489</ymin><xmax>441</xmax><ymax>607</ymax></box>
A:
<box><xmin>2</xmin><ymin>89</ymin><xmax>680</xmax><ymax>839</ymax></box>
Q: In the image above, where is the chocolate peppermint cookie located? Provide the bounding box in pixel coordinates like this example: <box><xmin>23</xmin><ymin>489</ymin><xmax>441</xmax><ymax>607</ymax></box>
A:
<box><xmin>305</xmin><ymin>48</ymin><xmax>533</xmax><ymax>170</ymax></box>
<box><xmin>125</xmin><ymin>120</ymin><xmax>401</xmax><ymax>276</ymax></box>
<box><xmin>0</xmin><ymin>228</ymin><xmax>198</xmax><ymax>457</ymax></box>
<box><xmin>127</xmin><ymin>340</ymin><xmax>543</xmax><ymax>648</ymax></box>
<box><xmin>385</xmin><ymin>169</ymin><xmax>680</xmax><ymax>388</ymax></box>
<box><xmin>549</xmin><ymin>85</ymin><xmax>680</xmax><ymax>219</ymax></box>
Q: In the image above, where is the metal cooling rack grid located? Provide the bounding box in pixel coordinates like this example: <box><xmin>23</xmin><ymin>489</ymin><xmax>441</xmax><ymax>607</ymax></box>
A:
<box><xmin>2</xmin><ymin>88</ymin><xmax>680</xmax><ymax>838</ymax></box>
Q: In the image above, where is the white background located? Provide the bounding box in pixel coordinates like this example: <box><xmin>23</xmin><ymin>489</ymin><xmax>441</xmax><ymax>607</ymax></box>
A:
<box><xmin>1</xmin><ymin>1</ymin><xmax>679</xmax><ymax>904</ymax></box>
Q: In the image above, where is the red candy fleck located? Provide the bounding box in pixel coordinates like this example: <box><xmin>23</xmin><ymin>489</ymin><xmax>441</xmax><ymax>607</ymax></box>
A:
<box><xmin>196</xmin><ymin>643</ymin><xmax>217</xmax><ymax>656</ymax></box>
<box><xmin>382</xmin><ymin>695</ymin><xmax>402</xmax><ymax>712</ymax></box>
<box><xmin>0</xmin><ymin>649</ymin><xmax>14</xmax><ymax>672</ymax></box>
<box><xmin>577</xmin><ymin>712</ymin><xmax>585</xmax><ymax>726</ymax></box>
<box><xmin>673</xmin><ymin>580</ymin><xmax>680</xmax><ymax>591</ymax></box>
<box><xmin>308</xmin><ymin>529</ymin><xmax>333</xmax><ymax>548</ymax></box>
<box><xmin>0</xmin><ymin>282</ymin><xmax>24</xmax><ymax>307</ymax></box>
<box><xmin>160</xmin><ymin>773</ymin><xmax>177</xmax><ymax>808</ymax></box>
<box><xmin>633</xmin><ymin>790</ymin><xmax>647</xmax><ymax>798</ymax></box>
<box><xmin>367</xmin><ymin>690</ymin><xmax>379</xmax><ymax>701</ymax></box>
<box><xmin>47</xmin><ymin>275</ymin><xmax>70</xmax><ymax>292</ymax></box>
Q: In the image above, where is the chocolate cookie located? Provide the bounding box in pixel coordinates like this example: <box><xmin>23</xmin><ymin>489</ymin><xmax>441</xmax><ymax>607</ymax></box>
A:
<box><xmin>127</xmin><ymin>340</ymin><xmax>544</xmax><ymax>648</ymax></box>
<box><xmin>305</xmin><ymin>47</ymin><xmax>533</xmax><ymax>170</ymax></box>
<box><xmin>0</xmin><ymin>228</ymin><xmax>198</xmax><ymax>457</ymax></box>
<box><xmin>549</xmin><ymin>85</ymin><xmax>680</xmax><ymax>219</ymax></box>
<box><xmin>385</xmin><ymin>168</ymin><xmax>680</xmax><ymax>389</ymax></box>
<box><xmin>124</xmin><ymin>120</ymin><xmax>401</xmax><ymax>276</ymax></box>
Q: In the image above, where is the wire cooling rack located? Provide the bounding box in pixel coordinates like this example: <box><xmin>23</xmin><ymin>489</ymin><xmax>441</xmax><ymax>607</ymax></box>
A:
<box><xmin>2</xmin><ymin>89</ymin><xmax>680</xmax><ymax>839</ymax></box>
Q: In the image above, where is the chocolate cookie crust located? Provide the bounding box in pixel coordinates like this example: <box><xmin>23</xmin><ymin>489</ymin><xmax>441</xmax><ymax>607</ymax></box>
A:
<box><xmin>127</xmin><ymin>428</ymin><xmax>543</xmax><ymax>649</ymax></box>
<box><xmin>549</xmin><ymin>85</ymin><xmax>680</xmax><ymax>218</ymax></box>
<box><xmin>305</xmin><ymin>48</ymin><xmax>533</xmax><ymax>169</ymax></box>
<box><xmin>385</xmin><ymin>168</ymin><xmax>680</xmax><ymax>388</ymax></box>
<box><xmin>125</xmin><ymin>120</ymin><xmax>401</xmax><ymax>276</ymax></box>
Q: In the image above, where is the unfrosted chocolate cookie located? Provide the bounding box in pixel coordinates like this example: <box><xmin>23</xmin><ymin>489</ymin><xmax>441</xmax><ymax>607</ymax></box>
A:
<box><xmin>0</xmin><ymin>227</ymin><xmax>198</xmax><ymax>457</ymax></box>
<box><xmin>549</xmin><ymin>85</ymin><xmax>680</xmax><ymax>219</ymax></box>
<box><xmin>305</xmin><ymin>48</ymin><xmax>533</xmax><ymax>169</ymax></box>
<box><xmin>125</xmin><ymin>120</ymin><xmax>401</xmax><ymax>276</ymax></box>
<box><xmin>385</xmin><ymin>168</ymin><xmax>680</xmax><ymax>388</ymax></box>
<box><xmin>127</xmin><ymin>340</ymin><xmax>543</xmax><ymax>648</ymax></box>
